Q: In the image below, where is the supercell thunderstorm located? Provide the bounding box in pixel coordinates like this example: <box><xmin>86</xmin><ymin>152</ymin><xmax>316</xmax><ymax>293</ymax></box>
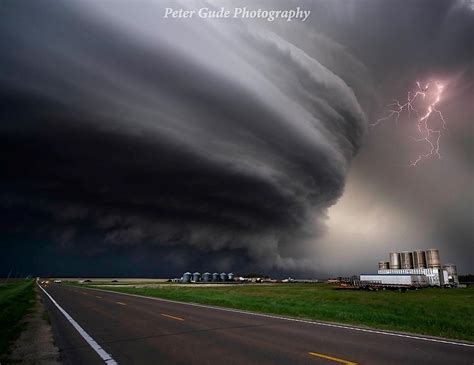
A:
<box><xmin>0</xmin><ymin>0</ymin><xmax>472</xmax><ymax>276</ymax></box>
<box><xmin>0</xmin><ymin>1</ymin><xmax>366</xmax><ymax>271</ymax></box>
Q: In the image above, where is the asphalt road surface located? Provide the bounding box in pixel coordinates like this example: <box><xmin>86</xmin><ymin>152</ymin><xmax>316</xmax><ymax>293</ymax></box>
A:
<box><xmin>39</xmin><ymin>283</ymin><xmax>474</xmax><ymax>365</ymax></box>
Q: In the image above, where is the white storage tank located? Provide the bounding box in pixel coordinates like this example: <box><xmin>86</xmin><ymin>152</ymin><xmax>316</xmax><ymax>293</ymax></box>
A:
<box><xmin>413</xmin><ymin>250</ymin><xmax>427</xmax><ymax>268</ymax></box>
<box><xmin>400</xmin><ymin>251</ymin><xmax>414</xmax><ymax>269</ymax></box>
<box><xmin>426</xmin><ymin>249</ymin><xmax>441</xmax><ymax>269</ymax></box>
<box><xmin>389</xmin><ymin>252</ymin><xmax>401</xmax><ymax>269</ymax></box>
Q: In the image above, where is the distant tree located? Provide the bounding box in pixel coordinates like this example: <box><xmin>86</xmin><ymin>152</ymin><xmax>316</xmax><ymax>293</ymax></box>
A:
<box><xmin>241</xmin><ymin>273</ymin><xmax>270</xmax><ymax>279</ymax></box>
<box><xmin>458</xmin><ymin>274</ymin><xmax>474</xmax><ymax>283</ymax></box>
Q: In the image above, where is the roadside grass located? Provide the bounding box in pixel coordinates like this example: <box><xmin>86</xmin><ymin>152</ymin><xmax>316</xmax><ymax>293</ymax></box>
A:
<box><xmin>86</xmin><ymin>283</ymin><xmax>474</xmax><ymax>342</ymax></box>
<box><xmin>41</xmin><ymin>310</ymin><xmax>50</xmax><ymax>324</ymax></box>
<box><xmin>0</xmin><ymin>280</ymin><xmax>35</xmax><ymax>356</ymax></box>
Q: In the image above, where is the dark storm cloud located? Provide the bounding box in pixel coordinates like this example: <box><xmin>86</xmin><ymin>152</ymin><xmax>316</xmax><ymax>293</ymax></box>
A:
<box><xmin>0</xmin><ymin>0</ymin><xmax>366</xmax><ymax>273</ymax></box>
<box><xmin>2</xmin><ymin>0</ymin><xmax>472</xmax><ymax>277</ymax></box>
<box><xmin>302</xmin><ymin>0</ymin><xmax>474</xmax><ymax>274</ymax></box>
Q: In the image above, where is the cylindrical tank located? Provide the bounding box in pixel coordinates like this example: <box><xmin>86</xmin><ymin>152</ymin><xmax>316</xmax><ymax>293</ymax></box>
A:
<box><xmin>378</xmin><ymin>261</ymin><xmax>390</xmax><ymax>270</ymax></box>
<box><xmin>389</xmin><ymin>252</ymin><xmax>401</xmax><ymax>269</ymax></box>
<box><xmin>202</xmin><ymin>272</ymin><xmax>212</xmax><ymax>282</ymax></box>
<box><xmin>413</xmin><ymin>250</ymin><xmax>427</xmax><ymax>268</ymax></box>
<box><xmin>192</xmin><ymin>272</ymin><xmax>201</xmax><ymax>282</ymax></box>
<box><xmin>426</xmin><ymin>249</ymin><xmax>441</xmax><ymax>268</ymax></box>
<box><xmin>227</xmin><ymin>273</ymin><xmax>234</xmax><ymax>281</ymax></box>
<box><xmin>182</xmin><ymin>272</ymin><xmax>192</xmax><ymax>283</ymax></box>
<box><xmin>443</xmin><ymin>264</ymin><xmax>458</xmax><ymax>283</ymax></box>
<box><xmin>400</xmin><ymin>251</ymin><xmax>414</xmax><ymax>269</ymax></box>
<box><xmin>220</xmin><ymin>272</ymin><xmax>228</xmax><ymax>282</ymax></box>
<box><xmin>212</xmin><ymin>272</ymin><xmax>220</xmax><ymax>282</ymax></box>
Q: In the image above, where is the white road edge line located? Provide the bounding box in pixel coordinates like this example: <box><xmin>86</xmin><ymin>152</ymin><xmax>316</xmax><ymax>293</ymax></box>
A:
<box><xmin>84</xmin><ymin>286</ymin><xmax>474</xmax><ymax>348</ymax></box>
<box><xmin>38</xmin><ymin>284</ymin><xmax>118</xmax><ymax>364</ymax></box>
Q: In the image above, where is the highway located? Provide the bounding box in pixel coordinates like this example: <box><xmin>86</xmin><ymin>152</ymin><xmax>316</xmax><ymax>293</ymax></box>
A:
<box><xmin>39</xmin><ymin>283</ymin><xmax>474</xmax><ymax>365</ymax></box>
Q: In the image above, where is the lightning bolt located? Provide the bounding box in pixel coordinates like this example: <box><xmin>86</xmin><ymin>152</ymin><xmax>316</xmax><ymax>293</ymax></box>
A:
<box><xmin>371</xmin><ymin>80</ymin><xmax>447</xmax><ymax>166</ymax></box>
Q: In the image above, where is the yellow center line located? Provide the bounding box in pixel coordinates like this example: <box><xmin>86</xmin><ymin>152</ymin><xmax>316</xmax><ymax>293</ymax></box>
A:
<box><xmin>308</xmin><ymin>352</ymin><xmax>358</xmax><ymax>365</ymax></box>
<box><xmin>115</xmin><ymin>302</ymin><xmax>127</xmax><ymax>306</ymax></box>
<box><xmin>160</xmin><ymin>313</ymin><xmax>184</xmax><ymax>321</ymax></box>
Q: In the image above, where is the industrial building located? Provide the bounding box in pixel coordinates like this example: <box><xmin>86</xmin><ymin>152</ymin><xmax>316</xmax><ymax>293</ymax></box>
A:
<box><xmin>363</xmin><ymin>249</ymin><xmax>458</xmax><ymax>287</ymax></box>
<box><xmin>442</xmin><ymin>264</ymin><xmax>459</xmax><ymax>284</ymax></box>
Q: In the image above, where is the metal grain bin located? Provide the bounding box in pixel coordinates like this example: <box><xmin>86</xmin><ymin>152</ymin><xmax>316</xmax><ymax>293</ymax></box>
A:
<box><xmin>426</xmin><ymin>249</ymin><xmax>441</xmax><ymax>269</ymax></box>
<box><xmin>192</xmin><ymin>272</ymin><xmax>201</xmax><ymax>282</ymax></box>
<box><xmin>389</xmin><ymin>252</ymin><xmax>401</xmax><ymax>269</ymax></box>
<box><xmin>182</xmin><ymin>272</ymin><xmax>192</xmax><ymax>283</ymax></box>
<box><xmin>378</xmin><ymin>261</ymin><xmax>390</xmax><ymax>270</ymax></box>
<box><xmin>227</xmin><ymin>273</ymin><xmax>234</xmax><ymax>281</ymax></box>
<box><xmin>202</xmin><ymin>272</ymin><xmax>212</xmax><ymax>282</ymax></box>
<box><xmin>220</xmin><ymin>272</ymin><xmax>228</xmax><ymax>282</ymax></box>
<box><xmin>413</xmin><ymin>250</ymin><xmax>427</xmax><ymax>268</ymax></box>
<box><xmin>212</xmin><ymin>272</ymin><xmax>220</xmax><ymax>282</ymax></box>
<box><xmin>400</xmin><ymin>251</ymin><xmax>414</xmax><ymax>269</ymax></box>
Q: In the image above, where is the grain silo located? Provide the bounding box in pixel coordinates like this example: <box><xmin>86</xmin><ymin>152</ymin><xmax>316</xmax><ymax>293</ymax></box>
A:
<box><xmin>192</xmin><ymin>272</ymin><xmax>201</xmax><ymax>282</ymax></box>
<box><xmin>389</xmin><ymin>252</ymin><xmax>401</xmax><ymax>269</ymax></box>
<box><xmin>182</xmin><ymin>272</ymin><xmax>192</xmax><ymax>283</ymax></box>
<box><xmin>227</xmin><ymin>273</ymin><xmax>234</xmax><ymax>281</ymax></box>
<box><xmin>212</xmin><ymin>272</ymin><xmax>220</xmax><ymax>282</ymax></box>
<box><xmin>426</xmin><ymin>249</ymin><xmax>441</xmax><ymax>269</ymax></box>
<box><xmin>220</xmin><ymin>272</ymin><xmax>228</xmax><ymax>282</ymax></box>
<box><xmin>400</xmin><ymin>251</ymin><xmax>414</xmax><ymax>269</ymax></box>
<box><xmin>412</xmin><ymin>250</ymin><xmax>427</xmax><ymax>268</ymax></box>
<box><xmin>378</xmin><ymin>261</ymin><xmax>390</xmax><ymax>270</ymax></box>
<box><xmin>202</xmin><ymin>272</ymin><xmax>212</xmax><ymax>282</ymax></box>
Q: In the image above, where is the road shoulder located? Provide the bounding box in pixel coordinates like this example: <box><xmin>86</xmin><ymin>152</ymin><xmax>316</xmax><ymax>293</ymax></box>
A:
<box><xmin>6</xmin><ymin>288</ymin><xmax>61</xmax><ymax>364</ymax></box>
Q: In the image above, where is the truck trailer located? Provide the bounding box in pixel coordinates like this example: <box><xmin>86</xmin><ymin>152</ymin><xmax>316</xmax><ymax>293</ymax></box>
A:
<box><xmin>359</xmin><ymin>274</ymin><xmax>429</xmax><ymax>288</ymax></box>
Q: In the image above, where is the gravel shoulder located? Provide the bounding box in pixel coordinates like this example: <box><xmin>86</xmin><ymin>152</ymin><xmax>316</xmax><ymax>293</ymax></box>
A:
<box><xmin>6</xmin><ymin>288</ymin><xmax>61</xmax><ymax>365</ymax></box>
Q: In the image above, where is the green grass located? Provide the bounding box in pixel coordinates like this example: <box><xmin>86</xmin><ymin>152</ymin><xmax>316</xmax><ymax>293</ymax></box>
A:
<box><xmin>0</xmin><ymin>280</ymin><xmax>35</xmax><ymax>356</ymax></box>
<box><xmin>88</xmin><ymin>283</ymin><xmax>474</xmax><ymax>342</ymax></box>
<box><xmin>41</xmin><ymin>310</ymin><xmax>50</xmax><ymax>324</ymax></box>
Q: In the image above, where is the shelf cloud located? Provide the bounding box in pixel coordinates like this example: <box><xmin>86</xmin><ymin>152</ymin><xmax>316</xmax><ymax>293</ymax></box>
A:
<box><xmin>0</xmin><ymin>1</ymin><xmax>366</xmax><ymax>273</ymax></box>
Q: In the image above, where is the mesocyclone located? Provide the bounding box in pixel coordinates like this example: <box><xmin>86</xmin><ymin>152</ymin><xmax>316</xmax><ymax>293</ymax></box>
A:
<box><xmin>0</xmin><ymin>0</ymin><xmax>367</xmax><ymax>270</ymax></box>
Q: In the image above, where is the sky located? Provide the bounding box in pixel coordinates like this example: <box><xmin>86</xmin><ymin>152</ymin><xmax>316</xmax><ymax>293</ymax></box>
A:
<box><xmin>1</xmin><ymin>0</ymin><xmax>473</xmax><ymax>278</ymax></box>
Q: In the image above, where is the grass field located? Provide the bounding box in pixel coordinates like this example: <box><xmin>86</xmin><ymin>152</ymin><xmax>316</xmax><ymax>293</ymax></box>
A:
<box><xmin>86</xmin><ymin>283</ymin><xmax>474</xmax><ymax>342</ymax></box>
<box><xmin>0</xmin><ymin>280</ymin><xmax>35</xmax><ymax>356</ymax></box>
